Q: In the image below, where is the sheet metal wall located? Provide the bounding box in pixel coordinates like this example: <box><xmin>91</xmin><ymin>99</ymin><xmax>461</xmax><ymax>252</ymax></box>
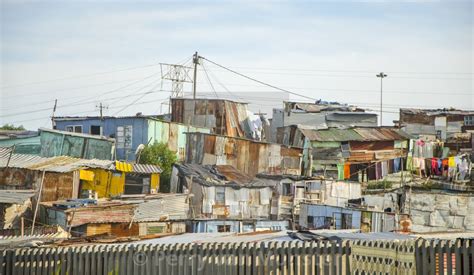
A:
<box><xmin>171</xmin><ymin>98</ymin><xmax>250</xmax><ymax>138</ymax></box>
<box><xmin>147</xmin><ymin>119</ymin><xmax>210</xmax><ymax>161</ymax></box>
<box><xmin>189</xmin><ymin>181</ymin><xmax>273</xmax><ymax>220</ymax></box>
<box><xmin>185</xmin><ymin>132</ymin><xmax>302</xmax><ymax>177</ymax></box>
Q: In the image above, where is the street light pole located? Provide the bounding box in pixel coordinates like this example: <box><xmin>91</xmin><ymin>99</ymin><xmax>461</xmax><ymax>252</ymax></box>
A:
<box><xmin>376</xmin><ymin>72</ymin><xmax>387</xmax><ymax>126</ymax></box>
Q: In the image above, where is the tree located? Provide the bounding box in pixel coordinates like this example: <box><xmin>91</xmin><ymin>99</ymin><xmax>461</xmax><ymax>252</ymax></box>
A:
<box><xmin>0</xmin><ymin>124</ymin><xmax>26</xmax><ymax>131</ymax></box>
<box><xmin>138</xmin><ymin>142</ymin><xmax>178</xmax><ymax>192</ymax></box>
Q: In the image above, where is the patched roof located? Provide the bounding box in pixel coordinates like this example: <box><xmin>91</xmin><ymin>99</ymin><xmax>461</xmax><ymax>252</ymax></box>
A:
<box><xmin>174</xmin><ymin>163</ymin><xmax>276</xmax><ymax>188</ymax></box>
<box><xmin>298</xmin><ymin>127</ymin><xmax>411</xmax><ymax>142</ymax></box>
<box><xmin>0</xmin><ymin>151</ymin><xmax>161</xmax><ymax>174</ymax></box>
<box><xmin>0</xmin><ymin>190</ymin><xmax>35</xmax><ymax>204</ymax></box>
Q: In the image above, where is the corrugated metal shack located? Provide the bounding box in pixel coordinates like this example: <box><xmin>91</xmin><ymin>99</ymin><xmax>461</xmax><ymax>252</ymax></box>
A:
<box><xmin>399</xmin><ymin>108</ymin><xmax>474</xmax><ymax>141</ymax></box>
<box><xmin>0</xmin><ymin>149</ymin><xmax>161</xmax><ymax>201</ymax></box>
<box><xmin>185</xmin><ymin>132</ymin><xmax>303</xmax><ymax>177</ymax></box>
<box><xmin>277</xmin><ymin>126</ymin><xmax>411</xmax><ymax>180</ymax></box>
<box><xmin>171</xmin><ymin>98</ymin><xmax>267</xmax><ymax>140</ymax></box>
<box><xmin>42</xmin><ymin>194</ymin><xmax>188</xmax><ymax>237</ymax></box>
<box><xmin>0</xmin><ymin>130</ymin><xmax>41</xmax><ymax>155</ymax></box>
<box><xmin>171</xmin><ymin>163</ymin><xmax>281</xmax><ymax>222</ymax></box>
<box><xmin>147</xmin><ymin>118</ymin><xmax>211</xmax><ymax>161</ymax></box>
<box><xmin>256</xmin><ymin>174</ymin><xmax>362</xmax><ymax>221</ymax></box>
<box><xmin>270</xmin><ymin>101</ymin><xmax>377</xmax><ymax>142</ymax></box>
<box><xmin>39</xmin><ymin>128</ymin><xmax>115</xmax><ymax>160</ymax></box>
<box><xmin>0</xmin><ymin>190</ymin><xmax>35</xmax><ymax>229</ymax></box>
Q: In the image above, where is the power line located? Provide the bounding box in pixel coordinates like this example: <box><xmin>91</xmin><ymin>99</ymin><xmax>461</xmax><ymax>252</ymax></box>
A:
<box><xmin>1</xmin><ymin>63</ymin><xmax>161</xmax><ymax>89</ymax></box>
<box><xmin>205</xmin><ymin>64</ymin><xmax>473</xmax><ymax>75</ymax></box>
<box><xmin>200</xmin><ymin>56</ymin><xmax>317</xmax><ymax>101</ymax></box>
<box><xmin>204</xmin><ymin>66</ymin><xmax>473</xmax><ymax>80</ymax></box>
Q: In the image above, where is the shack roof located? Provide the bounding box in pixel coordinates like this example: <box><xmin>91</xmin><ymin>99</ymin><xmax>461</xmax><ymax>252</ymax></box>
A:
<box><xmin>0</xmin><ymin>130</ymin><xmax>38</xmax><ymax>140</ymax></box>
<box><xmin>52</xmin><ymin>114</ymin><xmax>160</xmax><ymax>121</ymax></box>
<box><xmin>39</xmin><ymin>128</ymin><xmax>115</xmax><ymax>142</ymax></box>
<box><xmin>171</xmin><ymin>97</ymin><xmax>248</xmax><ymax>105</ymax></box>
<box><xmin>284</xmin><ymin>101</ymin><xmax>366</xmax><ymax>113</ymax></box>
<box><xmin>400</xmin><ymin>108</ymin><xmax>474</xmax><ymax>116</ymax></box>
<box><xmin>174</xmin><ymin>163</ymin><xmax>276</xmax><ymax>188</ymax></box>
<box><xmin>0</xmin><ymin>190</ymin><xmax>35</xmax><ymax>204</ymax></box>
<box><xmin>0</xmin><ymin>149</ymin><xmax>161</xmax><ymax>174</ymax></box>
<box><xmin>298</xmin><ymin>127</ymin><xmax>411</xmax><ymax>142</ymax></box>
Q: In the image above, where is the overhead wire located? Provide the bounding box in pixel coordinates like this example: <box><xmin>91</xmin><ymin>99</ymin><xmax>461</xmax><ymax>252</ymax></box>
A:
<box><xmin>200</xmin><ymin>61</ymin><xmax>219</xmax><ymax>99</ymax></box>
<box><xmin>201</xmin><ymin>56</ymin><xmax>317</xmax><ymax>101</ymax></box>
<box><xmin>1</xmin><ymin>63</ymin><xmax>161</xmax><ymax>89</ymax></box>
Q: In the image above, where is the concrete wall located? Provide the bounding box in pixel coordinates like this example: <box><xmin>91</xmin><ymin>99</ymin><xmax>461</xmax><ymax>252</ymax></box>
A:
<box><xmin>405</xmin><ymin>191</ymin><xmax>474</xmax><ymax>233</ymax></box>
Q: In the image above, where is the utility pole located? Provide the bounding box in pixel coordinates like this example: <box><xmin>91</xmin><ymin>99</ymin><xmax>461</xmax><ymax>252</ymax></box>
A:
<box><xmin>376</xmin><ymin>72</ymin><xmax>387</xmax><ymax>126</ymax></box>
<box><xmin>193</xmin><ymin>51</ymin><xmax>200</xmax><ymax>99</ymax></box>
<box><xmin>51</xmin><ymin>99</ymin><xmax>57</xmax><ymax>128</ymax></box>
<box><xmin>96</xmin><ymin>102</ymin><xmax>108</xmax><ymax>120</ymax></box>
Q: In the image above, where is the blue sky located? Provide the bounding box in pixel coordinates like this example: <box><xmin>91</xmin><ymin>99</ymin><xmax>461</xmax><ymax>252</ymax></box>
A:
<box><xmin>1</xmin><ymin>1</ymin><xmax>472</xmax><ymax>129</ymax></box>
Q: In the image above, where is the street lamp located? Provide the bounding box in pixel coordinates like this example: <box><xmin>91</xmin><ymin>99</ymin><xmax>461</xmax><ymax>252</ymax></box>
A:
<box><xmin>376</xmin><ymin>72</ymin><xmax>388</xmax><ymax>126</ymax></box>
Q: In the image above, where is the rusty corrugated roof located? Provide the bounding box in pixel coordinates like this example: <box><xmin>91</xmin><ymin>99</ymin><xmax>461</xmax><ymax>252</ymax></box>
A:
<box><xmin>299</xmin><ymin>127</ymin><xmax>411</xmax><ymax>142</ymax></box>
<box><xmin>299</xmin><ymin>128</ymin><xmax>364</xmax><ymax>142</ymax></box>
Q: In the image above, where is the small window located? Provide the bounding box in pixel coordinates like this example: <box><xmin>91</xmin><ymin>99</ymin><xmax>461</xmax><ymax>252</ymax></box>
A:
<box><xmin>90</xmin><ymin>125</ymin><xmax>102</xmax><ymax>135</ymax></box>
<box><xmin>341</xmin><ymin>213</ymin><xmax>353</xmax><ymax>229</ymax></box>
<box><xmin>282</xmin><ymin>183</ymin><xmax>292</xmax><ymax>196</ymax></box>
<box><xmin>66</xmin><ymin>125</ymin><xmax>82</xmax><ymax>133</ymax></box>
<box><xmin>216</xmin><ymin>187</ymin><xmax>225</xmax><ymax>205</ymax></box>
<box><xmin>307</xmin><ymin>216</ymin><xmax>314</xmax><ymax>226</ymax></box>
<box><xmin>464</xmin><ymin>116</ymin><xmax>474</xmax><ymax>126</ymax></box>
<box><xmin>217</xmin><ymin>225</ymin><xmax>231</xmax><ymax>232</ymax></box>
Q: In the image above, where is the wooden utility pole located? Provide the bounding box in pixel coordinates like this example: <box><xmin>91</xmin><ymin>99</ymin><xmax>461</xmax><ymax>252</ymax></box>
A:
<box><xmin>31</xmin><ymin>170</ymin><xmax>46</xmax><ymax>235</ymax></box>
<box><xmin>192</xmin><ymin>52</ymin><xmax>199</xmax><ymax>99</ymax></box>
<box><xmin>51</xmin><ymin>99</ymin><xmax>57</xmax><ymax>128</ymax></box>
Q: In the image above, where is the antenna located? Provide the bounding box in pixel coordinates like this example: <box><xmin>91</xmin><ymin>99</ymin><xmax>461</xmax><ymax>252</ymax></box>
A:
<box><xmin>160</xmin><ymin>62</ymin><xmax>193</xmax><ymax>98</ymax></box>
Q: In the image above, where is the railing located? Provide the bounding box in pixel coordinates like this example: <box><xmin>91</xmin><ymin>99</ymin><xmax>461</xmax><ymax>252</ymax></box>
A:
<box><xmin>0</xmin><ymin>239</ymin><xmax>472</xmax><ymax>275</ymax></box>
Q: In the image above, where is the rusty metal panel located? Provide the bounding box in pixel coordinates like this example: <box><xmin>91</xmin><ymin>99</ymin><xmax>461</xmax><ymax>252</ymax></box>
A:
<box><xmin>248</xmin><ymin>142</ymin><xmax>259</xmax><ymax>177</ymax></box>
<box><xmin>67</xmin><ymin>204</ymin><xmax>135</xmax><ymax>227</ymax></box>
<box><xmin>41</xmin><ymin>172</ymin><xmax>74</xmax><ymax>202</ymax></box>
<box><xmin>349</xmin><ymin>141</ymin><xmax>394</xmax><ymax>151</ymax></box>
<box><xmin>203</xmin><ymin>134</ymin><xmax>216</xmax><ymax>155</ymax></box>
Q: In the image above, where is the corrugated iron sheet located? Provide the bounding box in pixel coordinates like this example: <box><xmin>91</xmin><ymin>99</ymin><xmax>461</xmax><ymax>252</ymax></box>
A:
<box><xmin>132</xmin><ymin>163</ymin><xmax>162</xmax><ymax>174</ymax></box>
<box><xmin>0</xmin><ymin>154</ymin><xmax>114</xmax><ymax>172</ymax></box>
<box><xmin>185</xmin><ymin>132</ymin><xmax>303</xmax><ymax>177</ymax></box>
<box><xmin>299</xmin><ymin>128</ymin><xmax>363</xmax><ymax>142</ymax></box>
<box><xmin>353</xmin><ymin>128</ymin><xmax>409</xmax><ymax>141</ymax></box>
<box><xmin>65</xmin><ymin>203</ymin><xmax>136</xmax><ymax>227</ymax></box>
<box><xmin>133</xmin><ymin>194</ymin><xmax>188</xmax><ymax>222</ymax></box>
<box><xmin>0</xmin><ymin>190</ymin><xmax>35</xmax><ymax>204</ymax></box>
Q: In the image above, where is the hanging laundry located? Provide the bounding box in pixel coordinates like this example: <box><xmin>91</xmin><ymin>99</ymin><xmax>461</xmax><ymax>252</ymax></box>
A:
<box><xmin>393</xmin><ymin>158</ymin><xmax>401</xmax><ymax>173</ymax></box>
<box><xmin>406</xmin><ymin>156</ymin><xmax>414</xmax><ymax>171</ymax></box>
<box><xmin>459</xmin><ymin>158</ymin><xmax>469</xmax><ymax>180</ymax></box>
<box><xmin>431</xmin><ymin>158</ymin><xmax>438</xmax><ymax>176</ymax></box>
<box><xmin>376</xmin><ymin>162</ymin><xmax>382</xmax><ymax>180</ymax></box>
<box><xmin>442</xmin><ymin>159</ymin><xmax>449</xmax><ymax>177</ymax></box>
<box><xmin>368</xmin><ymin>164</ymin><xmax>377</xmax><ymax>181</ymax></box>
<box><xmin>437</xmin><ymin>158</ymin><xmax>442</xmax><ymax>175</ymax></box>
<box><xmin>337</xmin><ymin>164</ymin><xmax>344</xmax><ymax>180</ymax></box>
<box><xmin>448</xmin><ymin>157</ymin><xmax>455</xmax><ymax>168</ymax></box>
<box><xmin>344</xmin><ymin>163</ymin><xmax>350</xmax><ymax>180</ymax></box>
<box><xmin>381</xmin><ymin>161</ymin><xmax>389</xmax><ymax>177</ymax></box>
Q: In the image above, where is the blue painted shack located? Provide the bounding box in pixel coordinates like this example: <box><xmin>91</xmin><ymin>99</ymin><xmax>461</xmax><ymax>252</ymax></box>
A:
<box><xmin>53</xmin><ymin>115</ymin><xmax>210</xmax><ymax>161</ymax></box>
<box><xmin>299</xmin><ymin>203</ymin><xmax>361</xmax><ymax>230</ymax></box>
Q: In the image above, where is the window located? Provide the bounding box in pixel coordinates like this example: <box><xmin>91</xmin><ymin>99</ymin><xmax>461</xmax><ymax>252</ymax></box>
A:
<box><xmin>116</xmin><ymin>125</ymin><xmax>133</xmax><ymax>149</ymax></box>
<box><xmin>90</xmin><ymin>125</ymin><xmax>102</xmax><ymax>135</ymax></box>
<box><xmin>215</xmin><ymin>187</ymin><xmax>225</xmax><ymax>205</ymax></box>
<box><xmin>65</xmin><ymin>125</ymin><xmax>82</xmax><ymax>133</ymax></box>
<box><xmin>307</xmin><ymin>216</ymin><xmax>314</xmax><ymax>226</ymax></box>
<box><xmin>217</xmin><ymin>225</ymin><xmax>231</xmax><ymax>232</ymax></box>
<box><xmin>464</xmin><ymin>116</ymin><xmax>474</xmax><ymax>126</ymax></box>
<box><xmin>341</xmin><ymin>213</ymin><xmax>353</xmax><ymax>229</ymax></box>
<box><xmin>282</xmin><ymin>182</ymin><xmax>292</xmax><ymax>196</ymax></box>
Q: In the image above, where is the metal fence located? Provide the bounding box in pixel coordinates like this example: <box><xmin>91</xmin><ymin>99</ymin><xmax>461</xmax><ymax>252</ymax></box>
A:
<box><xmin>0</xmin><ymin>239</ymin><xmax>472</xmax><ymax>275</ymax></box>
